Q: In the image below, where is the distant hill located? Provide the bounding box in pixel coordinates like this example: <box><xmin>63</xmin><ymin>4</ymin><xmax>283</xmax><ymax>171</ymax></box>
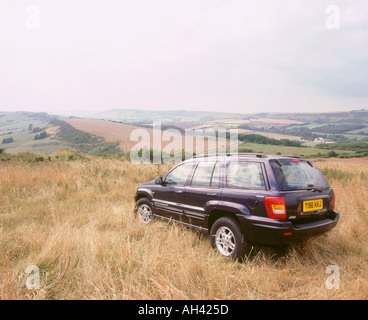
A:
<box><xmin>1</xmin><ymin>109</ymin><xmax>367</xmax><ymax>158</ymax></box>
<box><xmin>84</xmin><ymin>109</ymin><xmax>246</xmax><ymax>124</ymax></box>
<box><xmin>0</xmin><ymin>111</ymin><xmax>56</xmax><ymax>135</ymax></box>
<box><xmin>237</xmin><ymin>109</ymin><xmax>368</xmax><ymax>143</ymax></box>
<box><xmin>264</xmin><ymin>109</ymin><xmax>368</xmax><ymax>124</ymax></box>
<box><xmin>0</xmin><ymin>112</ymin><xmax>67</xmax><ymax>154</ymax></box>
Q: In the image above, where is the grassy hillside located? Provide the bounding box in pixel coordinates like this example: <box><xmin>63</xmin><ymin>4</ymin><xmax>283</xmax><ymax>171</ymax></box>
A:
<box><xmin>62</xmin><ymin>118</ymin><xmax>150</xmax><ymax>153</ymax></box>
<box><xmin>51</xmin><ymin>120</ymin><xmax>123</xmax><ymax>156</ymax></box>
<box><xmin>1</xmin><ymin>153</ymin><xmax>367</xmax><ymax>299</ymax></box>
<box><xmin>0</xmin><ymin>111</ymin><xmax>56</xmax><ymax>135</ymax></box>
<box><xmin>0</xmin><ymin>112</ymin><xmax>69</xmax><ymax>154</ymax></box>
<box><xmin>0</xmin><ymin>125</ymin><xmax>69</xmax><ymax>154</ymax></box>
<box><xmin>0</xmin><ymin>115</ymin><xmax>124</xmax><ymax>156</ymax></box>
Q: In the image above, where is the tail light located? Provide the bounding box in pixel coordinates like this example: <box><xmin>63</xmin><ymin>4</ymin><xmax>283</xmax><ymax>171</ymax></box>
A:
<box><xmin>265</xmin><ymin>197</ymin><xmax>286</xmax><ymax>219</ymax></box>
<box><xmin>332</xmin><ymin>192</ymin><xmax>336</xmax><ymax>210</ymax></box>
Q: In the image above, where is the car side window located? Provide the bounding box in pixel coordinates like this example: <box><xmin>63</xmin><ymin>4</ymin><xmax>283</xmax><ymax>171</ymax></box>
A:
<box><xmin>164</xmin><ymin>162</ymin><xmax>193</xmax><ymax>186</ymax></box>
<box><xmin>191</xmin><ymin>162</ymin><xmax>218</xmax><ymax>187</ymax></box>
<box><xmin>226</xmin><ymin>162</ymin><xmax>265</xmax><ymax>190</ymax></box>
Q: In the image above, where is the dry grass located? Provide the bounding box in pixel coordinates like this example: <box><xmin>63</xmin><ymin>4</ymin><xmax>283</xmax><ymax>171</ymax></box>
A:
<box><xmin>1</xmin><ymin>156</ymin><xmax>367</xmax><ymax>300</ymax></box>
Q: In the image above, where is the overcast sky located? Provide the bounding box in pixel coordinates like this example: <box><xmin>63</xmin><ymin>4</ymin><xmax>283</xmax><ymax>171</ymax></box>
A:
<box><xmin>0</xmin><ymin>0</ymin><xmax>367</xmax><ymax>114</ymax></box>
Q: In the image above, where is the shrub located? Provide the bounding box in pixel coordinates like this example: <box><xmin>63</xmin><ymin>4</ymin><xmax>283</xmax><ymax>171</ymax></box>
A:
<box><xmin>2</xmin><ymin>137</ymin><xmax>14</xmax><ymax>144</ymax></box>
<box><xmin>54</xmin><ymin>150</ymin><xmax>88</xmax><ymax>161</ymax></box>
<box><xmin>34</xmin><ymin>131</ymin><xmax>48</xmax><ymax>140</ymax></box>
<box><xmin>238</xmin><ymin>133</ymin><xmax>301</xmax><ymax>147</ymax></box>
<box><xmin>327</xmin><ymin>151</ymin><xmax>338</xmax><ymax>158</ymax></box>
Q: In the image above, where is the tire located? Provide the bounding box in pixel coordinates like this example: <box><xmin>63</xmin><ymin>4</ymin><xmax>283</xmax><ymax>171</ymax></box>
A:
<box><xmin>135</xmin><ymin>198</ymin><xmax>154</xmax><ymax>224</ymax></box>
<box><xmin>210</xmin><ymin>216</ymin><xmax>251</xmax><ymax>261</ymax></box>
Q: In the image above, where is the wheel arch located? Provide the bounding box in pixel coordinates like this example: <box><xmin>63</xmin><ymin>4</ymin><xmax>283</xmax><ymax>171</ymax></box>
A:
<box><xmin>135</xmin><ymin>188</ymin><xmax>154</xmax><ymax>203</ymax></box>
<box><xmin>208</xmin><ymin>209</ymin><xmax>241</xmax><ymax>233</ymax></box>
<box><xmin>207</xmin><ymin>201</ymin><xmax>250</xmax><ymax>232</ymax></box>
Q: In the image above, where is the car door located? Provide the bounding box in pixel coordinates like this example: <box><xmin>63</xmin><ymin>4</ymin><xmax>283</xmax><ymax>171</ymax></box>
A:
<box><xmin>220</xmin><ymin>160</ymin><xmax>269</xmax><ymax>217</ymax></box>
<box><xmin>152</xmin><ymin>161</ymin><xmax>194</xmax><ymax>221</ymax></box>
<box><xmin>183</xmin><ymin>161</ymin><xmax>222</xmax><ymax>228</ymax></box>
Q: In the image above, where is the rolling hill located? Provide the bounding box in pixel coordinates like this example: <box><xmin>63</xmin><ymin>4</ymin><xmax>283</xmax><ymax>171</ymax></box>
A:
<box><xmin>0</xmin><ymin>111</ymin><xmax>56</xmax><ymax>135</ymax></box>
<box><xmin>74</xmin><ymin>109</ymin><xmax>246</xmax><ymax>124</ymax></box>
<box><xmin>63</xmin><ymin>118</ymin><xmax>228</xmax><ymax>155</ymax></box>
<box><xmin>1</xmin><ymin>109</ymin><xmax>368</xmax><ymax>158</ymax></box>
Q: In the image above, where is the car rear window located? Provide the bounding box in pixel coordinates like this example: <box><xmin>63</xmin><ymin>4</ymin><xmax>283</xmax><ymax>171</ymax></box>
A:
<box><xmin>226</xmin><ymin>162</ymin><xmax>266</xmax><ymax>190</ymax></box>
<box><xmin>270</xmin><ymin>159</ymin><xmax>330</xmax><ymax>191</ymax></box>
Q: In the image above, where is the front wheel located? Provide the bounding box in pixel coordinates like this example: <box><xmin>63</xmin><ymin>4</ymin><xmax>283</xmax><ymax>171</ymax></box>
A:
<box><xmin>135</xmin><ymin>198</ymin><xmax>153</xmax><ymax>224</ymax></box>
<box><xmin>210</xmin><ymin>217</ymin><xmax>251</xmax><ymax>260</ymax></box>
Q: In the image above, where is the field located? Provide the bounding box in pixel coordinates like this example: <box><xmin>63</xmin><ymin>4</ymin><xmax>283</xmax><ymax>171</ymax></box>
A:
<box><xmin>237</xmin><ymin>143</ymin><xmax>356</xmax><ymax>157</ymax></box>
<box><xmin>2</xmin><ymin>111</ymin><xmax>368</xmax><ymax>158</ymax></box>
<box><xmin>1</xmin><ymin>126</ymin><xmax>70</xmax><ymax>154</ymax></box>
<box><xmin>64</xmin><ymin>118</ymin><xmax>228</xmax><ymax>155</ymax></box>
<box><xmin>1</xmin><ymin>155</ymin><xmax>367</xmax><ymax>300</ymax></box>
<box><xmin>0</xmin><ymin>112</ymin><xmax>54</xmax><ymax>136</ymax></box>
<box><xmin>63</xmin><ymin>118</ymin><xmax>148</xmax><ymax>152</ymax></box>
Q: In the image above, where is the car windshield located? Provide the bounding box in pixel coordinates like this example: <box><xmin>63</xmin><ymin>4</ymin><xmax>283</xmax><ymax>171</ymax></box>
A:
<box><xmin>270</xmin><ymin>159</ymin><xmax>330</xmax><ymax>191</ymax></box>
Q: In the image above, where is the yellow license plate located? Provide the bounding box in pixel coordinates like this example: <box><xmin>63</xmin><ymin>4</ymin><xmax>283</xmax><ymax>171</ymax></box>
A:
<box><xmin>303</xmin><ymin>199</ymin><xmax>323</xmax><ymax>212</ymax></box>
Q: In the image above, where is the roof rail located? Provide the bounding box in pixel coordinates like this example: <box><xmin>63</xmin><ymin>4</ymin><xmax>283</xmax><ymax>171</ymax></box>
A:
<box><xmin>281</xmin><ymin>155</ymin><xmax>305</xmax><ymax>159</ymax></box>
<box><xmin>192</xmin><ymin>152</ymin><xmax>267</xmax><ymax>159</ymax></box>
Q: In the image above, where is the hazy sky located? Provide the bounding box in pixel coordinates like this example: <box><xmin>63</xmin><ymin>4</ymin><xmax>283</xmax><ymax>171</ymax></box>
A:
<box><xmin>0</xmin><ymin>0</ymin><xmax>367</xmax><ymax>114</ymax></box>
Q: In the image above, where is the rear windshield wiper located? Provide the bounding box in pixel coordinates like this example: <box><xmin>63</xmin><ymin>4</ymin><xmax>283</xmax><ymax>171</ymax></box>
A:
<box><xmin>307</xmin><ymin>184</ymin><xmax>328</xmax><ymax>192</ymax></box>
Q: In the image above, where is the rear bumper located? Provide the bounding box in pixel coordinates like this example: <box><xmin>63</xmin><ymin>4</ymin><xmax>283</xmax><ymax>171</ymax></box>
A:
<box><xmin>238</xmin><ymin>210</ymin><xmax>339</xmax><ymax>246</ymax></box>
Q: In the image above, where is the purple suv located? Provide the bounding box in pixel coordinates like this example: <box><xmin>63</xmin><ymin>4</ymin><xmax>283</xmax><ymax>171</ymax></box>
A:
<box><xmin>134</xmin><ymin>153</ymin><xmax>339</xmax><ymax>260</ymax></box>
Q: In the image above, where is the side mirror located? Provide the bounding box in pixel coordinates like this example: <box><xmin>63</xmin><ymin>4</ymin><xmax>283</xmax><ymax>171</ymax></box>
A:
<box><xmin>155</xmin><ymin>177</ymin><xmax>163</xmax><ymax>185</ymax></box>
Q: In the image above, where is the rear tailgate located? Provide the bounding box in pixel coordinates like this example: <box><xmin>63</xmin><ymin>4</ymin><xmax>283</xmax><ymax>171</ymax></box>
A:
<box><xmin>283</xmin><ymin>188</ymin><xmax>335</xmax><ymax>223</ymax></box>
<box><xmin>269</xmin><ymin>158</ymin><xmax>336</xmax><ymax>224</ymax></box>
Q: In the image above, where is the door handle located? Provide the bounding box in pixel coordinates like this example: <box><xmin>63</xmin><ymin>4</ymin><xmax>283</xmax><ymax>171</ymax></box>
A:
<box><xmin>175</xmin><ymin>190</ymin><xmax>183</xmax><ymax>194</ymax></box>
<box><xmin>207</xmin><ymin>192</ymin><xmax>218</xmax><ymax>196</ymax></box>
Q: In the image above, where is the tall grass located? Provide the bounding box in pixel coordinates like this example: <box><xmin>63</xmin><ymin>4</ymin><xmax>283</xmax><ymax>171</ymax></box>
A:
<box><xmin>1</xmin><ymin>156</ymin><xmax>367</xmax><ymax>300</ymax></box>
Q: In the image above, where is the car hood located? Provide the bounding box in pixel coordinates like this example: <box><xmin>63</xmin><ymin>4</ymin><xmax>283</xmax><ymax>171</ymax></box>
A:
<box><xmin>138</xmin><ymin>181</ymin><xmax>155</xmax><ymax>188</ymax></box>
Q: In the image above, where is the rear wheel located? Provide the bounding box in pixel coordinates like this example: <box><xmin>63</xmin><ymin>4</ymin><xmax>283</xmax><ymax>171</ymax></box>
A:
<box><xmin>210</xmin><ymin>217</ymin><xmax>251</xmax><ymax>260</ymax></box>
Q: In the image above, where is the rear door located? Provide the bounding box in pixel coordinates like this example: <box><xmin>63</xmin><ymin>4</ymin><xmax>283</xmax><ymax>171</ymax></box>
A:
<box><xmin>220</xmin><ymin>160</ymin><xmax>269</xmax><ymax>217</ymax></box>
<box><xmin>183</xmin><ymin>161</ymin><xmax>222</xmax><ymax>228</ymax></box>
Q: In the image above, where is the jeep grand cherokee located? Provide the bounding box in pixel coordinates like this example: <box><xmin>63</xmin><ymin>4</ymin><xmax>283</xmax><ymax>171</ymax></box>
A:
<box><xmin>134</xmin><ymin>153</ymin><xmax>339</xmax><ymax>260</ymax></box>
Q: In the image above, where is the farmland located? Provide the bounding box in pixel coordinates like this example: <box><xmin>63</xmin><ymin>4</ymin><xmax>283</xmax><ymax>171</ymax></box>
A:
<box><xmin>1</xmin><ymin>153</ymin><xmax>367</xmax><ymax>300</ymax></box>
<box><xmin>237</xmin><ymin>142</ymin><xmax>356</xmax><ymax>157</ymax></box>
<box><xmin>1</xmin><ymin>110</ymin><xmax>368</xmax><ymax>158</ymax></box>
